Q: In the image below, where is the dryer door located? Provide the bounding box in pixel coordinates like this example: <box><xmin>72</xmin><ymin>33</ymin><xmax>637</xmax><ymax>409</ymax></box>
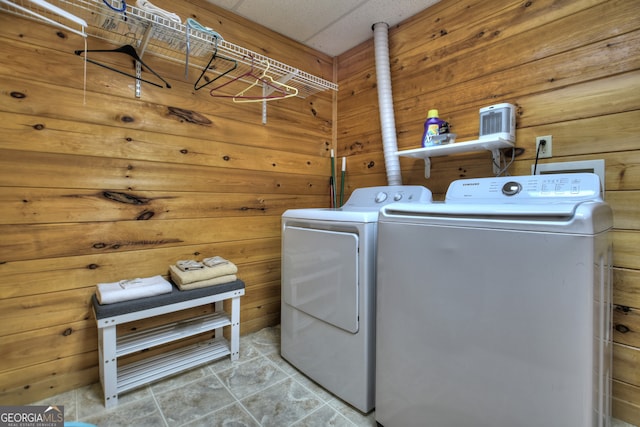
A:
<box><xmin>282</xmin><ymin>226</ymin><xmax>359</xmax><ymax>333</ymax></box>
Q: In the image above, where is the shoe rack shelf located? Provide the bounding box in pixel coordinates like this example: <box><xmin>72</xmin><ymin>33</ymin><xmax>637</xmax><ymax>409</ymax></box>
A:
<box><xmin>0</xmin><ymin>0</ymin><xmax>338</xmax><ymax>99</ymax></box>
<box><xmin>92</xmin><ymin>282</ymin><xmax>245</xmax><ymax>408</ymax></box>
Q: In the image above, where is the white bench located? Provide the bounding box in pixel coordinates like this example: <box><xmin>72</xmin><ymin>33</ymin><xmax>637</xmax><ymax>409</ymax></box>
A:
<box><xmin>91</xmin><ymin>280</ymin><xmax>244</xmax><ymax>408</ymax></box>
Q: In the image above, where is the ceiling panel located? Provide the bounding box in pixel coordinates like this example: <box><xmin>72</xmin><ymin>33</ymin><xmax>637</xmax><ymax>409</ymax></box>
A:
<box><xmin>206</xmin><ymin>0</ymin><xmax>440</xmax><ymax>56</ymax></box>
<box><xmin>305</xmin><ymin>0</ymin><xmax>438</xmax><ymax>55</ymax></box>
<box><xmin>232</xmin><ymin>0</ymin><xmax>365</xmax><ymax>42</ymax></box>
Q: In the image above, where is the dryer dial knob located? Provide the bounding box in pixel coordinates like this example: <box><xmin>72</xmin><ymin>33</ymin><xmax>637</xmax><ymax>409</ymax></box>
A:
<box><xmin>394</xmin><ymin>193</ymin><xmax>403</xmax><ymax>201</ymax></box>
<box><xmin>502</xmin><ymin>181</ymin><xmax>522</xmax><ymax>196</ymax></box>
<box><xmin>375</xmin><ymin>192</ymin><xmax>388</xmax><ymax>203</ymax></box>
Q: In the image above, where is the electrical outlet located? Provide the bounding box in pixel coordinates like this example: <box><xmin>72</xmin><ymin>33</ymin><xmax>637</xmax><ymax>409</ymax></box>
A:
<box><xmin>535</xmin><ymin>135</ymin><xmax>553</xmax><ymax>158</ymax></box>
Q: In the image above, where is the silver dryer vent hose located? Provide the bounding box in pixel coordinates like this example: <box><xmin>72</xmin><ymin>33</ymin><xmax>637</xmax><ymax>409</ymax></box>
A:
<box><xmin>373</xmin><ymin>22</ymin><xmax>402</xmax><ymax>186</ymax></box>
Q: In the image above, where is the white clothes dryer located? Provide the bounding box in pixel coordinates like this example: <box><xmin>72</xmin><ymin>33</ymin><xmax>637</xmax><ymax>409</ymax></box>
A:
<box><xmin>375</xmin><ymin>173</ymin><xmax>613</xmax><ymax>427</ymax></box>
<box><xmin>281</xmin><ymin>185</ymin><xmax>432</xmax><ymax>413</ymax></box>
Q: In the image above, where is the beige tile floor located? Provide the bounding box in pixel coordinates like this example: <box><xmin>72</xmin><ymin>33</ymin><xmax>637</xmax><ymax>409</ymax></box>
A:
<box><xmin>32</xmin><ymin>325</ymin><xmax>637</xmax><ymax>427</ymax></box>
<box><xmin>32</xmin><ymin>325</ymin><xmax>375</xmax><ymax>427</ymax></box>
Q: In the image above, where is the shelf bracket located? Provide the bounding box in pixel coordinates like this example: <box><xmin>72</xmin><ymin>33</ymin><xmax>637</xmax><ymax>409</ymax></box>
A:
<box><xmin>490</xmin><ymin>148</ymin><xmax>502</xmax><ymax>176</ymax></box>
<box><xmin>135</xmin><ymin>61</ymin><xmax>142</xmax><ymax>98</ymax></box>
<box><xmin>262</xmin><ymin>86</ymin><xmax>267</xmax><ymax>125</ymax></box>
<box><xmin>134</xmin><ymin>23</ymin><xmax>155</xmax><ymax>98</ymax></box>
<box><xmin>423</xmin><ymin>156</ymin><xmax>432</xmax><ymax>179</ymax></box>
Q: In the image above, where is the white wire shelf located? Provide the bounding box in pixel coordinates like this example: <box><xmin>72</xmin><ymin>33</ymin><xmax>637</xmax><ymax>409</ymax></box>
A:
<box><xmin>0</xmin><ymin>0</ymin><xmax>338</xmax><ymax>98</ymax></box>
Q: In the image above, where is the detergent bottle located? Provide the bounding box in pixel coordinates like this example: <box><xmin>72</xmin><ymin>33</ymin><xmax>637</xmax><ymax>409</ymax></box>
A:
<box><xmin>421</xmin><ymin>109</ymin><xmax>447</xmax><ymax>147</ymax></box>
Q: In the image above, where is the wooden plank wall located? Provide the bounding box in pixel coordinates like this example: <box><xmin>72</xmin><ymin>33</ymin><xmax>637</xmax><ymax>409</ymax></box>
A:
<box><xmin>336</xmin><ymin>0</ymin><xmax>640</xmax><ymax>424</ymax></box>
<box><xmin>0</xmin><ymin>0</ymin><xmax>335</xmax><ymax>404</ymax></box>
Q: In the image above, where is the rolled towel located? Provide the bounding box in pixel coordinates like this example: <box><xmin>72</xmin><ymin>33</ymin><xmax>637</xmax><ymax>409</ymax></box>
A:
<box><xmin>185</xmin><ymin>18</ymin><xmax>224</xmax><ymax>40</ymax></box>
<box><xmin>169</xmin><ymin>262</ymin><xmax>238</xmax><ymax>286</ymax></box>
<box><xmin>96</xmin><ymin>275</ymin><xmax>173</xmax><ymax>305</ymax></box>
<box><xmin>135</xmin><ymin>0</ymin><xmax>181</xmax><ymax>23</ymax></box>
<box><xmin>176</xmin><ymin>274</ymin><xmax>237</xmax><ymax>291</ymax></box>
<box><xmin>176</xmin><ymin>260</ymin><xmax>205</xmax><ymax>271</ymax></box>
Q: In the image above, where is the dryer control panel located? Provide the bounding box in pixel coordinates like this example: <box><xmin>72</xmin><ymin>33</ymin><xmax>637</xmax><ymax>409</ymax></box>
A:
<box><xmin>343</xmin><ymin>185</ymin><xmax>432</xmax><ymax>209</ymax></box>
<box><xmin>446</xmin><ymin>173</ymin><xmax>602</xmax><ymax>203</ymax></box>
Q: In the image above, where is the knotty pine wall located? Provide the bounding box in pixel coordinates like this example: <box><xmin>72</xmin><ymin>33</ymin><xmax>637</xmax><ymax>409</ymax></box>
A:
<box><xmin>336</xmin><ymin>0</ymin><xmax>639</xmax><ymax>424</ymax></box>
<box><xmin>0</xmin><ymin>0</ymin><xmax>334</xmax><ymax>404</ymax></box>
<box><xmin>1</xmin><ymin>0</ymin><xmax>639</xmax><ymax>421</ymax></box>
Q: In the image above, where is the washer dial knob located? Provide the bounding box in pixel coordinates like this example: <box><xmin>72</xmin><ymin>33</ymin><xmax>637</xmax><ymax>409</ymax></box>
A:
<box><xmin>502</xmin><ymin>181</ymin><xmax>522</xmax><ymax>196</ymax></box>
<box><xmin>375</xmin><ymin>192</ymin><xmax>388</xmax><ymax>203</ymax></box>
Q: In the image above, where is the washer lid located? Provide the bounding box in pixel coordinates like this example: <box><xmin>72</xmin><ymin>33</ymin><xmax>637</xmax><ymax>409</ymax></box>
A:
<box><xmin>380</xmin><ymin>200</ymin><xmax>613</xmax><ymax>234</ymax></box>
<box><xmin>384</xmin><ymin>202</ymin><xmax>578</xmax><ymax>217</ymax></box>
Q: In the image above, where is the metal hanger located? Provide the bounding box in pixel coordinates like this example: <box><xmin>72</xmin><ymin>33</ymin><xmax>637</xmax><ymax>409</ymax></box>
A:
<box><xmin>209</xmin><ymin>57</ymin><xmax>297</xmax><ymax>102</ymax></box>
<box><xmin>193</xmin><ymin>38</ymin><xmax>238</xmax><ymax>91</ymax></box>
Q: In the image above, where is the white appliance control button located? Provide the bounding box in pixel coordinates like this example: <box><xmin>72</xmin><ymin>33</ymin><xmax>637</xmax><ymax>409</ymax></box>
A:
<box><xmin>394</xmin><ymin>193</ymin><xmax>403</xmax><ymax>201</ymax></box>
<box><xmin>375</xmin><ymin>192</ymin><xmax>388</xmax><ymax>203</ymax></box>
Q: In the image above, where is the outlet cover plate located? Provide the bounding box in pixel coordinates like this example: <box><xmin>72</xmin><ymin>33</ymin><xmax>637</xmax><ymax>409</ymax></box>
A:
<box><xmin>536</xmin><ymin>135</ymin><xmax>552</xmax><ymax>158</ymax></box>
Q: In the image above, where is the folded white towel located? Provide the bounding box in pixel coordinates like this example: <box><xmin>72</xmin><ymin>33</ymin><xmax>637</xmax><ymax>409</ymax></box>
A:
<box><xmin>176</xmin><ymin>260</ymin><xmax>205</xmax><ymax>271</ymax></box>
<box><xmin>136</xmin><ymin>0</ymin><xmax>181</xmax><ymax>23</ymax></box>
<box><xmin>96</xmin><ymin>275</ymin><xmax>173</xmax><ymax>305</ymax></box>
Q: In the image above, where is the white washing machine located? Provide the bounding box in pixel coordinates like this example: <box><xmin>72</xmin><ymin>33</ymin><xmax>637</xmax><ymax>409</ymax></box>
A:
<box><xmin>281</xmin><ymin>185</ymin><xmax>432</xmax><ymax>413</ymax></box>
<box><xmin>375</xmin><ymin>173</ymin><xmax>613</xmax><ymax>427</ymax></box>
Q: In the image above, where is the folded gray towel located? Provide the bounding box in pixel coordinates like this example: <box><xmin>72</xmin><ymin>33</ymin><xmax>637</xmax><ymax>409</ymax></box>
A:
<box><xmin>203</xmin><ymin>256</ymin><xmax>230</xmax><ymax>267</ymax></box>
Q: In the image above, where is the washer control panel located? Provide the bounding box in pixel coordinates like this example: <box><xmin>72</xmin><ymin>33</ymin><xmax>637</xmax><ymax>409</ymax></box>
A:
<box><xmin>446</xmin><ymin>173</ymin><xmax>602</xmax><ymax>203</ymax></box>
<box><xmin>343</xmin><ymin>185</ymin><xmax>433</xmax><ymax>209</ymax></box>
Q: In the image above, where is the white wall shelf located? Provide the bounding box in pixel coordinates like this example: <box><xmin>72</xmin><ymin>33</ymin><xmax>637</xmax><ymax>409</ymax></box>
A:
<box><xmin>397</xmin><ymin>138</ymin><xmax>515</xmax><ymax>178</ymax></box>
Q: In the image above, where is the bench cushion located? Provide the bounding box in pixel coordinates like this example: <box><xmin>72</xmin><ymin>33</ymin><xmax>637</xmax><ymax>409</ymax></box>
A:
<box><xmin>92</xmin><ymin>279</ymin><xmax>245</xmax><ymax>320</ymax></box>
